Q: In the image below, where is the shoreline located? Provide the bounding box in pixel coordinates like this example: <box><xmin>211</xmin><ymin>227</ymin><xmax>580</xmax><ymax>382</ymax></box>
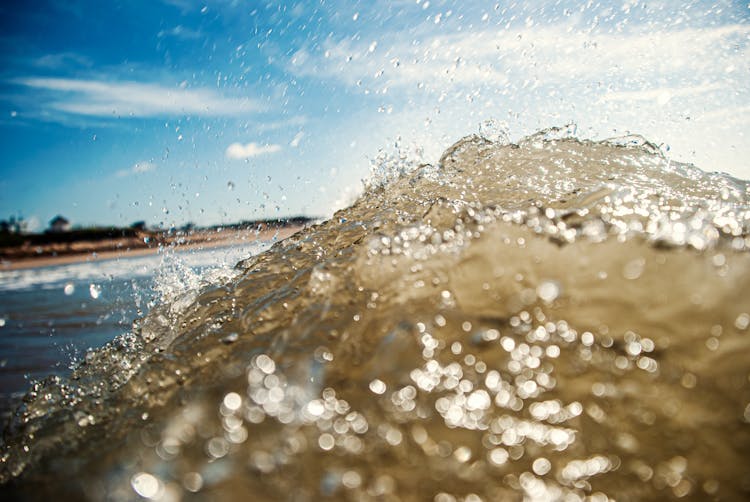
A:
<box><xmin>0</xmin><ymin>226</ymin><xmax>302</xmax><ymax>271</ymax></box>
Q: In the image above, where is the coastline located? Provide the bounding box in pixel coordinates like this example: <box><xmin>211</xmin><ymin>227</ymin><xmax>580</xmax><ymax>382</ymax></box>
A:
<box><xmin>0</xmin><ymin>225</ymin><xmax>303</xmax><ymax>271</ymax></box>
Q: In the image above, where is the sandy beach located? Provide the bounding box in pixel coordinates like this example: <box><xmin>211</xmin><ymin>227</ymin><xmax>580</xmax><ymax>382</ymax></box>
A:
<box><xmin>0</xmin><ymin>225</ymin><xmax>303</xmax><ymax>271</ymax></box>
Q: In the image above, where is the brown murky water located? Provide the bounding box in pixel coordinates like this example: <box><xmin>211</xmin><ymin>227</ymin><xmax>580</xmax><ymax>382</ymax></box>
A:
<box><xmin>2</xmin><ymin>130</ymin><xmax>750</xmax><ymax>501</ymax></box>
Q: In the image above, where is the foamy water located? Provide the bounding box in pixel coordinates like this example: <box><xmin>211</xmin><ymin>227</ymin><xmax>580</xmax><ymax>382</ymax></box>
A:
<box><xmin>2</xmin><ymin>131</ymin><xmax>749</xmax><ymax>501</ymax></box>
<box><xmin>0</xmin><ymin>241</ymin><xmax>272</xmax><ymax>292</ymax></box>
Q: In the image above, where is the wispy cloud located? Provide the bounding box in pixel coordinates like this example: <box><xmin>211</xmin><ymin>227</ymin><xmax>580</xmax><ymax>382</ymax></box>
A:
<box><xmin>599</xmin><ymin>83</ymin><xmax>724</xmax><ymax>105</ymax></box>
<box><xmin>288</xmin><ymin>24</ymin><xmax>748</xmax><ymax>95</ymax></box>
<box><xmin>32</xmin><ymin>52</ymin><xmax>92</xmax><ymax>69</ymax></box>
<box><xmin>253</xmin><ymin>115</ymin><xmax>308</xmax><ymax>132</ymax></box>
<box><xmin>157</xmin><ymin>25</ymin><xmax>203</xmax><ymax>40</ymax></box>
<box><xmin>225</xmin><ymin>142</ymin><xmax>282</xmax><ymax>159</ymax></box>
<box><xmin>694</xmin><ymin>105</ymin><xmax>750</xmax><ymax>125</ymax></box>
<box><xmin>14</xmin><ymin>77</ymin><xmax>262</xmax><ymax>119</ymax></box>
<box><xmin>116</xmin><ymin>161</ymin><xmax>156</xmax><ymax>178</ymax></box>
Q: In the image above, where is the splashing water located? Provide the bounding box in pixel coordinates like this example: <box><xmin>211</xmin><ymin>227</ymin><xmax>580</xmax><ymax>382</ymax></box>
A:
<box><xmin>2</xmin><ymin>130</ymin><xmax>750</xmax><ymax>501</ymax></box>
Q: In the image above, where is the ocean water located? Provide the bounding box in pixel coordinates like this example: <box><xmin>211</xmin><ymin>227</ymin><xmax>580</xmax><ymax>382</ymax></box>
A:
<box><xmin>2</xmin><ymin>130</ymin><xmax>750</xmax><ymax>501</ymax></box>
<box><xmin>0</xmin><ymin>242</ymin><xmax>272</xmax><ymax>422</ymax></box>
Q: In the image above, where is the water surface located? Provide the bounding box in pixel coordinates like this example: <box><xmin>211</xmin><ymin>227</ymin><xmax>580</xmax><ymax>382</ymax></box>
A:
<box><xmin>2</xmin><ymin>132</ymin><xmax>749</xmax><ymax>501</ymax></box>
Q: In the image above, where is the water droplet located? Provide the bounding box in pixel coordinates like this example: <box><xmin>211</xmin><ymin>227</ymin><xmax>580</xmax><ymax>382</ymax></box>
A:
<box><xmin>318</xmin><ymin>433</ymin><xmax>335</xmax><ymax>451</ymax></box>
<box><xmin>223</xmin><ymin>392</ymin><xmax>242</xmax><ymax>411</ymax></box>
<box><xmin>131</xmin><ymin>472</ymin><xmax>162</xmax><ymax>499</ymax></box>
<box><xmin>183</xmin><ymin>472</ymin><xmax>203</xmax><ymax>493</ymax></box>
<box><xmin>89</xmin><ymin>284</ymin><xmax>101</xmax><ymax>299</ymax></box>
<box><xmin>342</xmin><ymin>470</ymin><xmax>362</xmax><ymax>489</ymax></box>
<box><xmin>206</xmin><ymin>437</ymin><xmax>229</xmax><ymax>458</ymax></box>
<box><xmin>221</xmin><ymin>332</ymin><xmax>239</xmax><ymax>344</ymax></box>
<box><xmin>623</xmin><ymin>258</ymin><xmax>645</xmax><ymax>280</ymax></box>
<box><xmin>454</xmin><ymin>446</ymin><xmax>472</xmax><ymax>462</ymax></box>
<box><xmin>64</xmin><ymin>283</ymin><xmax>75</xmax><ymax>296</ymax></box>
<box><xmin>734</xmin><ymin>313</ymin><xmax>749</xmax><ymax>331</ymax></box>
<box><xmin>533</xmin><ymin>457</ymin><xmax>552</xmax><ymax>475</ymax></box>
<box><xmin>537</xmin><ymin>280</ymin><xmax>560</xmax><ymax>303</ymax></box>
<box><xmin>489</xmin><ymin>448</ymin><xmax>509</xmax><ymax>465</ymax></box>
<box><xmin>369</xmin><ymin>379</ymin><xmax>387</xmax><ymax>394</ymax></box>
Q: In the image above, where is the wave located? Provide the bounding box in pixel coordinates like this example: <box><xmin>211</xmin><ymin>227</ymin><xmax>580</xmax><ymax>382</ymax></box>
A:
<box><xmin>0</xmin><ymin>241</ymin><xmax>272</xmax><ymax>292</ymax></box>
<box><xmin>2</xmin><ymin>129</ymin><xmax>750</xmax><ymax>500</ymax></box>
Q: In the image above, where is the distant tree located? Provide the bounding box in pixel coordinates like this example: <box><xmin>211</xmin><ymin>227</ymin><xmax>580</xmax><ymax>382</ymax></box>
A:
<box><xmin>130</xmin><ymin>221</ymin><xmax>147</xmax><ymax>231</ymax></box>
<box><xmin>1</xmin><ymin>215</ymin><xmax>27</xmax><ymax>234</ymax></box>
<box><xmin>0</xmin><ymin>215</ymin><xmax>28</xmax><ymax>247</ymax></box>
<box><xmin>180</xmin><ymin>222</ymin><xmax>195</xmax><ymax>233</ymax></box>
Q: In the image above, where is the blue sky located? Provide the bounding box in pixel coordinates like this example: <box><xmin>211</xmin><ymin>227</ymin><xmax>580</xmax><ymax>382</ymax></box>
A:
<box><xmin>0</xmin><ymin>0</ymin><xmax>748</xmax><ymax>230</ymax></box>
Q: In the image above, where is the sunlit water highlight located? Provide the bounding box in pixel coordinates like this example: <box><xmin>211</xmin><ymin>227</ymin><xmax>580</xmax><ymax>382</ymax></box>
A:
<box><xmin>2</xmin><ymin>130</ymin><xmax>749</xmax><ymax>501</ymax></box>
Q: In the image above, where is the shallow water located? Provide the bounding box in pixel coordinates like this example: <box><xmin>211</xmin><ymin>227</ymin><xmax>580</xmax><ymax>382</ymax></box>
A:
<box><xmin>2</xmin><ymin>131</ymin><xmax>750</xmax><ymax>501</ymax></box>
<box><xmin>0</xmin><ymin>277</ymin><xmax>145</xmax><ymax>419</ymax></box>
<box><xmin>0</xmin><ymin>242</ymin><xmax>271</xmax><ymax>422</ymax></box>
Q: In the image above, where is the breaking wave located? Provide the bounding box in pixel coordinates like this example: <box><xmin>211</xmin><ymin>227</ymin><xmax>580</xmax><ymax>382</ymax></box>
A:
<box><xmin>3</xmin><ymin>128</ymin><xmax>750</xmax><ymax>501</ymax></box>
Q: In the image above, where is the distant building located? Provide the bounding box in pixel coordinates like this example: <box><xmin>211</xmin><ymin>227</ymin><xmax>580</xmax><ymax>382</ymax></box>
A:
<box><xmin>48</xmin><ymin>215</ymin><xmax>70</xmax><ymax>233</ymax></box>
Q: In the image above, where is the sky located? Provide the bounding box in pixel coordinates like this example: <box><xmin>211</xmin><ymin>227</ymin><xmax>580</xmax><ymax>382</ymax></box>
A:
<box><xmin>0</xmin><ymin>0</ymin><xmax>748</xmax><ymax>231</ymax></box>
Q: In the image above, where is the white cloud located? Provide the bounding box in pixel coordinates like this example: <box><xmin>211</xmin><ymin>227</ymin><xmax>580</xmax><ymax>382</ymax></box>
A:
<box><xmin>116</xmin><ymin>161</ymin><xmax>156</xmax><ymax>177</ymax></box>
<box><xmin>225</xmin><ymin>142</ymin><xmax>282</xmax><ymax>159</ymax></box>
<box><xmin>16</xmin><ymin>77</ymin><xmax>262</xmax><ymax>118</ymax></box>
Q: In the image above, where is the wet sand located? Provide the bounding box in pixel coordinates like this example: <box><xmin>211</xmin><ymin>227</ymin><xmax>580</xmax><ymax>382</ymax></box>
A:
<box><xmin>0</xmin><ymin>226</ymin><xmax>303</xmax><ymax>271</ymax></box>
